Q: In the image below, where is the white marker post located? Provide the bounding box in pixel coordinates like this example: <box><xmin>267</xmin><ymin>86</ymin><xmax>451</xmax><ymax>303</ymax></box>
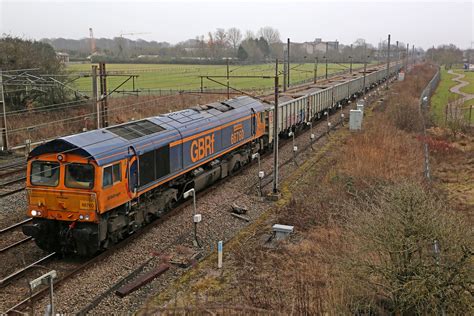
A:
<box><xmin>218</xmin><ymin>241</ymin><xmax>223</xmax><ymax>269</ymax></box>
<box><xmin>30</xmin><ymin>270</ymin><xmax>57</xmax><ymax>316</ymax></box>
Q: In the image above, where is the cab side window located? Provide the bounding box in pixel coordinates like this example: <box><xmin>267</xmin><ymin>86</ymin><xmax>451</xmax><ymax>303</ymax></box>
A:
<box><xmin>103</xmin><ymin>163</ymin><xmax>121</xmax><ymax>188</ymax></box>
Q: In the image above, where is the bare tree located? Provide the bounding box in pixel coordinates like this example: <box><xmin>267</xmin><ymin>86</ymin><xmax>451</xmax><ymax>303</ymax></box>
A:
<box><xmin>244</xmin><ymin>30</ymin><xmax>255</xmax><ymax>40</ymax></box>
<box><xmin>214</xmin><ymin>28</ymin><xmax>229</xmax><ymax>47</ymax></box>
<box><xmin>257</xmin><ymin>26</ymin><xmax>281</xmax><ymax>44</ymax></box>
<box><xmin>227</xmin><ymin>27</ymin><xmax>242</xmax><ymax>51</ymax></box>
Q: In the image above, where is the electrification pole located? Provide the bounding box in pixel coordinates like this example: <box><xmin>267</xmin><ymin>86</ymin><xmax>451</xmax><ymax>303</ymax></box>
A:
<box><xmin>273</xmin><ymin>59</ymin><xmax>279</xmax><ymax>194</ymax></box>
<box><xmin>396</xmin><ymin>40</ymin><xmax>399</xmax><ymax>61</ymax></box>
<box><xmin>412</xmin><ymin>44</ymin><xmax>415</xmax><ymax>68</ymax></box>
<box><xmin>349</xmin><ymin>44</ymin><xmax>353</xmax><ymax>74</ymax></box>
<box><xmin>99</xmin><ymin>62</ymin><xmax>108</xmax><ymax>128</ymax></box>
<box><xmin>313</xmin><ymin>57</ymin><xmax>318</xmax><ymax>83</ymax></box>
<box><xmin>91</xmin><ymin>65</ymin><xmax>99</xmax><ymax>129</ymax></box>
<box><xmin>406</xmin><ymin>43</ymin><xmax>409</xmax><ymax>71</ymax></box>
<box><xmin>386</xmin><ymin>34</ymin><xmax>391</xmax><ymax>89</ymax></box>
<box><xmin>283</xmin><ymin>48</ymin><xmax>287</xmax><ymax>92</ymax></box>
<box><xmin>226</xmin><ymin>58</ymin><xmax>230</xmax><ymax>99</ymax></box>
<box><xmin>0</xmin><ymin>70</ymin><xmax>8</xmax><ymax>151</ymax></box>
<box><xmin>325</xmin><ymin>42</ymin><xmax>329</xmax><ymax>79</ymax></box>
<box><xmin>287</xmin><ymin>38</ymin><xmax>290</xmax><ymax>88</ymax></box>
<box><xmin>363</xmin><ymin>45</ymin><xmax>368</xmax><ymax>94</ymax></box>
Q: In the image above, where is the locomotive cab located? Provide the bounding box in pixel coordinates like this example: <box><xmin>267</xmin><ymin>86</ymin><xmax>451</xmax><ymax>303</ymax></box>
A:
<box><xmin>23</xmin><ymin>153</ymin><xmax>101</xmax><ymax>255</ymax></box>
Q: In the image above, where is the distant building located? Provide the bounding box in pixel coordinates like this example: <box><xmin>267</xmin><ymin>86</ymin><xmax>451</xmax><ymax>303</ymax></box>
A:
<box><xmin>56</xmin><ymin>52</ymin><xmax>69</xmax><ymax>63</ymax></box>
<box><xmin>297</xmin><ymin>39</ymin><xmax>340</xmax><ymax>55</ymax></box>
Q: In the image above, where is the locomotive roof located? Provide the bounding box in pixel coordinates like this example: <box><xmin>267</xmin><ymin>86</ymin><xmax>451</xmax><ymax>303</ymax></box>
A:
<box><xmin>28</xmin><ymin>96</ymin><xmax>264</xmax><ymax>166</ymax></box>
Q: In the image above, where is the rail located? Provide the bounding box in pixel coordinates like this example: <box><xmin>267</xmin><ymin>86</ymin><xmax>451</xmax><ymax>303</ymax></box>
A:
<box><xmin>0</xmin><ymin>218</ymin><xmax>32</xmax><ymax>234</ymax></box>
<box><xmin>0</xmin><ymin>252</ymin><xmax>56</xmax><ymax>287</ymax></box>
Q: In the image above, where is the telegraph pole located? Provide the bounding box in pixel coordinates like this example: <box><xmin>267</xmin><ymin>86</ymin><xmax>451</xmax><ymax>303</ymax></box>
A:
<box><xmin>313</xmin><ymin>57</ymin><xmax>319</xmax><ymax>83</ymax></box>
<box><xmin>91</xmin><ymin>65</ymin><xmax>99</xmax><ymax>129</ymax></box>
<box><xmin>99</xmin><ymin>62</ymin><xmax>108</xmax><ymax>128</ymax></box>
<box><xmin>287</xmin><ymin>38</ymin><xmax>290</xmax><ymax>88</ymax></box>
<box><xmin>226</xmin><ymin>58</ymin><xmax>230</xmax><ymax>99</ymax></box>
<box><xmin>0</xmin><ymin>70</ymin><xmax>8</xmax><ymax>151</ymax></box>
<box><xmin>386</xmin><ymin>34</ymin><xmax>391</xmax><ymax>89</ymax></box>
<box><xmin>273</xmin><ymin>59</ymin><xmax>279</xmax><ymax>194</ymax></box>
<box><xmin>412</xmin><ymin>45</ymin><xmax>415</xmax><ymax>68</ymax></box>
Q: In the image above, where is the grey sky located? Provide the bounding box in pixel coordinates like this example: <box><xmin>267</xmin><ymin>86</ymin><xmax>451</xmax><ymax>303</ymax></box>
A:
<box><xmin>1</xmin><ymin>0</ymin><xmax>472</xmax><ymax>49</ymax></box>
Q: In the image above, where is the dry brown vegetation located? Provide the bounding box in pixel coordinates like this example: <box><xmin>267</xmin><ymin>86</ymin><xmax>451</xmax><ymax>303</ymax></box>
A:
<box><xmin>144</xmin><ymin>64</ymin><xmax>473</xmax><ymax>315</ymax></box>
<box><xmin>7</xmin><ymin>93</ymin><xmax>228</xmax><ymax>148</ymax></box>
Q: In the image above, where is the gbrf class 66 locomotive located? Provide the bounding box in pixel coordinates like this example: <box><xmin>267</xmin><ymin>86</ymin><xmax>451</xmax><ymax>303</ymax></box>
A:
<box><xmin>22</xmin><ymin>63</ymin><xmax>401</xmax><ymax>256</ymax></box>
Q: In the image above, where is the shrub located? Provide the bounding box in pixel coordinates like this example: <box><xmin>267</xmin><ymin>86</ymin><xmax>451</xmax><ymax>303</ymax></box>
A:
<box><xmin>335</xmin><ymin>182</ymin><xmax>473</xmax><ymax>314</ymax></box>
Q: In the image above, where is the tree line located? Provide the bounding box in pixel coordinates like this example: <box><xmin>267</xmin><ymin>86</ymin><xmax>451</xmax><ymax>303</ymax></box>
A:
<box><xmin>41</xmin><ymin>27</ymin><xmax>386</xmax><ymax>63</ymax></box>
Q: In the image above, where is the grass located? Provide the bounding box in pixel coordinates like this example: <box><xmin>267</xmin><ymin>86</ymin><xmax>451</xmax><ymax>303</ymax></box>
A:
<box><xmin>462</xmin><ymin>98</ymin><xmax>474</xmax><ymax>123</ymax></box>
<box><xmin>66</xmin><ymin>62</ymin><xmax>365</xmax><ymax>95</ymax></box>
<box><xmin>139</xmin><ymin>66</ymin><xmax>442</xmax><ymax>314</ymax></box>
<box><xmin>430</xmin><ymin>68</ymin><xmax>458</xmax><ymax>124</ymax></box>
<box><xmin>455</xmin><ymin>69</ymin><xmax>474</xmax><ymax>95</ymax></box>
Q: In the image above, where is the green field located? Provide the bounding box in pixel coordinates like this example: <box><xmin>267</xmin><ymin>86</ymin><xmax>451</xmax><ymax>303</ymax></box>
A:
<box><xmin>66</xmin><ymin>62</ymin><xmax>365</xmax><ymax>95</ymax></box>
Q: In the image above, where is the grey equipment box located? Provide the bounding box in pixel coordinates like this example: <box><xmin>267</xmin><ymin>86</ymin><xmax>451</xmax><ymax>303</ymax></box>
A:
<box><xmin>349</xmin><ymin>109</ymin><xmax>363</xmax><ymax>130</ymax></box>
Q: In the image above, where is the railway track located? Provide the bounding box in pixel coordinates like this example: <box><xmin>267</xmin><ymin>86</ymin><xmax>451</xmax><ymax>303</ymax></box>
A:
<box><xmin>0</xmin><ymin>160</ymin><xmax>27</xmax><ymax>177</ymax></box>
<box><xmin>2</xmin><ymin>67</ymin><xmax>389</xmax><ymax>314</ymax></box>
<box><xmin>0</xmin><ymin>252</ymin><xmax>57</xmax><ymax>287</ymax></box>
<box><xmin>0</xmin><ymin>218</ymin><xmax>33</xmax><ymax>254</ymax></box>
<box><xmin>0</xmin><ymin>159</ymin><xmax>27</xmax><ymax>198</ymax></box>
<box><xmin>2</xmin><ymin>181</ymin><xmax>220</xmax><ymax>314</ymax></box>
<box><xmin>73</xmin><ymin>86</ymin><xmax>386</xmax><ymax>315</ymax></box>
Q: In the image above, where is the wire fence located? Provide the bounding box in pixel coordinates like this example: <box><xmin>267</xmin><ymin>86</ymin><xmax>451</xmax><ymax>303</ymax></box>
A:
<box><xmin>419</xmin><ymin>67</ymin><xmax>441</xmax><ymax>181</ymax></box>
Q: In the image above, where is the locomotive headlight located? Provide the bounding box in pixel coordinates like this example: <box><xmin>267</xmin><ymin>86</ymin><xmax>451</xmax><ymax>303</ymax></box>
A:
<box><xmin>85</xmin><ymin>215</ymin><xmax>90</xmax><ymax>221</ymax></box>
<box><xmin>79</xmin><ymin>214</ymin><xmax>84</xmax><ymax>220</ymax></box>
<box><xmin>31</xmin><ymin>210</ymin><xmax>38</xmax><ymax>216</ymax></box>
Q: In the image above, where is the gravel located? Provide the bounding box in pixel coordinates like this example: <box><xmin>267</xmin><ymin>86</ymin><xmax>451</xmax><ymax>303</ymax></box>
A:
<box><xmin>1</xmin><ymin>89</ymin><xmax>385</xmax><ymax>314</ymax></box>
<box><xmin>29</xmin><ymin>92</ymin><xmax>384</xmax><ymax>315</ymax></box>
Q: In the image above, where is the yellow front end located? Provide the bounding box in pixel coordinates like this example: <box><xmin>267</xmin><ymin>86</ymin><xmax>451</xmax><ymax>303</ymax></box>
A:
<box><xmin>26</xmin><ymin>153</ymin><xmax>99</xmax><ymax>223</ymax></box>
<box><xmin>27</xmin><ymin>188</ymin><xmax>98</xmax><ymax>223</ymax></box>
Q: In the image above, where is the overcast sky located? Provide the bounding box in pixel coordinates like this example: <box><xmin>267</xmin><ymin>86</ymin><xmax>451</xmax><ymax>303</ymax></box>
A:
<box><xmin>1</xmin><ymin>0</ymin><xmax>472</xmax><ymax>49</ymax></box>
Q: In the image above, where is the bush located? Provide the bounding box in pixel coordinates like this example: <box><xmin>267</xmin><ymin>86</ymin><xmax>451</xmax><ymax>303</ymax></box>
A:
<box><xmin>335</xmin><ymin>182</ymin><xmax>473</xmax><ymax>314</ymax></box>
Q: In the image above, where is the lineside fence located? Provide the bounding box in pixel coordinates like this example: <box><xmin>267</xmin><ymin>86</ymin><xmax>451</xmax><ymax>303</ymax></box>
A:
<box><xmin>419</xmin><ymin>67</ymin><xmax>441</xmax><ymax>181</ymax></box>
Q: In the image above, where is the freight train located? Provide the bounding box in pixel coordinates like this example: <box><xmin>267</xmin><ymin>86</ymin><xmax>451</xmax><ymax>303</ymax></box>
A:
<box><xmin>22</xmin><ymin>63</ymin><xmax>401</xmax><ymax>256</ymax></box>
